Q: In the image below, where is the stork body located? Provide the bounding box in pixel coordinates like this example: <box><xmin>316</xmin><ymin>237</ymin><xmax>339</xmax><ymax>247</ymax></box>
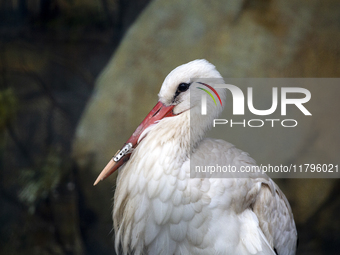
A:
<box><xmin>96</xmin><ymin>60</ymin><xmax>297</xmax><ymax>255</ymax></box>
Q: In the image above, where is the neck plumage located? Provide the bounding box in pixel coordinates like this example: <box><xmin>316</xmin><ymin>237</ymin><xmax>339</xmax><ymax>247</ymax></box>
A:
<box><xmin>112</xmin><ymin>113</ymin><xmax>193</xmax><ymax>253</ymax></box>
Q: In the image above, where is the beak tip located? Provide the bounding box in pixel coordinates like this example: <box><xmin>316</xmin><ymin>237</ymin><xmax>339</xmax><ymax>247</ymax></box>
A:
<box><xmin>93</xmin><ymin>159</ymin><xmax>118</xmax><ymax>187</ymax></box>
<box><xmin>93</xmin><ymin>178</ymin><xmax>101</xmax><ymax>186</ymax></box>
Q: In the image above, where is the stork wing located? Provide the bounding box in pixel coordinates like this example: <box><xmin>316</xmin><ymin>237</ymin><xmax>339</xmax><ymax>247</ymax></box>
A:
<box><xmin>252</xmin><ymin>179</ymin><xmax>298</xmax><ymax>255</ymax></box>
<box><xmin>193</xmin><ymin>138</ymin><xmax>297</xmax><ymax>255</ymax></box>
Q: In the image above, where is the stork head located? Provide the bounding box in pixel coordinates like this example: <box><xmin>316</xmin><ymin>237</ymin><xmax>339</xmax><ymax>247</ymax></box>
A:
<box><xmin>158</xmin><ymin>59</ymin><xmax>224</xmax><ymax>114</ymax></box>
<box><xmin>94</xmin><ymin>59</ymin><xmax>225</xmax><ymax>185</ymax></box>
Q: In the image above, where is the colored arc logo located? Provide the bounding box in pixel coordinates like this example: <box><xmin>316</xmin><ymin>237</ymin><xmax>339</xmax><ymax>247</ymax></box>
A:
<box><xmin>196</xmin><ymin>82</ymin><xmax>222</xmax><ymax>106</ymax></box>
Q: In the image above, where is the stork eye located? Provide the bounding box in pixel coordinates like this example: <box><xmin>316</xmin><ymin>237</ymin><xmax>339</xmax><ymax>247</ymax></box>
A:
<box><xmin>177</xmin><ymin>83</ymin><xmax>190</xmax><ymax>93</ymax></box>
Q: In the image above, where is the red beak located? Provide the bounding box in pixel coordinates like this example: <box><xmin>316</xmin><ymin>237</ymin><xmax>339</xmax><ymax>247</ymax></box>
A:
<box><xmin>93</xmin><ymin>101</ymin><xmax>176</xmax><ymax>185</ymax></box>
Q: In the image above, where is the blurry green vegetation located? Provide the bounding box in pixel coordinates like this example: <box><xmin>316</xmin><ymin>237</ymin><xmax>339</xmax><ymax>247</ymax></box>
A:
<box><xmin>0</xmin><ymin>88</ymin><xmax>18</xmax><ymax>131</ymax></box>
<box><xmin>18</xmin><ymin>148</ymin><xmax>67</xmax><ymax>214</ymax></box>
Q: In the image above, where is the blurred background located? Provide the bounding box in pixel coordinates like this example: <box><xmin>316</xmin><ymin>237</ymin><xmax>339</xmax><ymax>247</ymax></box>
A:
<box><xmin>1</xmin><ymin>0</ymin><xmax>339</xmax><ymax>254</ymax></box>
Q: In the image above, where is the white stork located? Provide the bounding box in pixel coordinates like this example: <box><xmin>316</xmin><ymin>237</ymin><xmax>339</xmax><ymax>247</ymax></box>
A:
<box><xmin>94</xmin><ymin>59</ymin><xmax>298</xmax><ymax>255</ymax></box>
